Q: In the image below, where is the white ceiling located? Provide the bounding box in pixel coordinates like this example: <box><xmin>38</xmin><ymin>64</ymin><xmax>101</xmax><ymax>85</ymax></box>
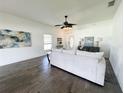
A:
<box><xmin>0</xmin><ymin>0</ymin><xmax>118</xmax><ymax>26</ymax></box>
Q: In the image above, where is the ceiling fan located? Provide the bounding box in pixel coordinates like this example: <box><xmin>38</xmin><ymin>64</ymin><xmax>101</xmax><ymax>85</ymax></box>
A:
<box><xmin>55</xmin><ymin>15</ymin><xmax>77</xmax><ymax>29</ymax></box>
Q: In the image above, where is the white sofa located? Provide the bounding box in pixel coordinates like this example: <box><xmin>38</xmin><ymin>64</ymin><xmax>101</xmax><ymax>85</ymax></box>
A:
<box><xmin>50</xmin><ymin>49</ymin><xmax>106</xmax><ymax>86</ymax></box>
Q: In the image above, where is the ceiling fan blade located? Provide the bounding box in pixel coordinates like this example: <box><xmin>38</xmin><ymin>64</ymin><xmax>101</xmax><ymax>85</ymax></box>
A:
<box><xmin>54</xmin><ymin>24</ymin><xmax>62</xmax><ymax>27</ymax></box>
<box><xmin>68</xmin><ymin>23</ymin><xmax>77</xmax><ymax>25</ymax></box>
<box><xmin>61</xmin><ymin>26</ymin><xmax>64</xmax><ymax>29</ymax></box>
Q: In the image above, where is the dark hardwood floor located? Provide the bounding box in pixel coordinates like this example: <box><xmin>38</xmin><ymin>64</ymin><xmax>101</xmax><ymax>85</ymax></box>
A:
<box><xmin>0</xmin><ymin>56</ymin><xmax>122</xmax><ymax>93</ymax></box>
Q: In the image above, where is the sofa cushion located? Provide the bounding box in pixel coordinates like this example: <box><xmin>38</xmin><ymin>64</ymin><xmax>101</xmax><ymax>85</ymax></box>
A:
<box><xmin>77</xmin><ymin>50</ymin><xmax>104</xmax><ymax>60</ymax></box>
<box><xmin>52</xmin><ymin>49</ymin><xmax>63</xmax><ymax>52</ymax></box>
<box><xmin>63</xmin><ymin>50</ymin><xmax>75</xmax><ymax>55</ymax></box>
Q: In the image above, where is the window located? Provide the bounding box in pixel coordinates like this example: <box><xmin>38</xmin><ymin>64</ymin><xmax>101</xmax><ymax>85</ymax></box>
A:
<box><xmin>44</xmin><ymin>34</ymin><xmax>52</xmax><ymax>50</ymax></box>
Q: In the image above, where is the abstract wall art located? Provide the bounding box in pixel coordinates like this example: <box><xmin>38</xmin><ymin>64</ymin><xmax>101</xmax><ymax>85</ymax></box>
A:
<box><xmin>0</xmin><ymin>29</ymin><xmax>31</xmax><ymax>49</ymax></box>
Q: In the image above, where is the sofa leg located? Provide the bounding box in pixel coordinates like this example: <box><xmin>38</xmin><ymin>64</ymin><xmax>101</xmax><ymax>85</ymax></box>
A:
<box><xmin>47</xmin><ymin>54</ymin><xmax>50</xmax><ymax>63</ymax></box>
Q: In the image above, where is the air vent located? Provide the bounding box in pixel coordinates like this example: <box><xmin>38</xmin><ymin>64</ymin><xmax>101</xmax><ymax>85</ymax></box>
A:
<box><xmin>108</xmin><ymin>0</ymin><xmax>115</xmax><ymax>7</ymax></box>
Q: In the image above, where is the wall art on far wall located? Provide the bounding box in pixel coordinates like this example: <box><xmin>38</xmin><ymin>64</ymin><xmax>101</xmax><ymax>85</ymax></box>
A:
<box><xmin>84</xmin><ymin>36</ymin><xmax>94</xmax><ymax>47</ymax></box>
<box><xmin>0</xmin><ymin>29</ymin><xmax>31</xmax><ymax>49</ymax></box>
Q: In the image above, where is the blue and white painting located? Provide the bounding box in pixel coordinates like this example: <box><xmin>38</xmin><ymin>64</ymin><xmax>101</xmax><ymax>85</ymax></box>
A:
<box><xmin>0</xmin><ymin>29</ymin><xmax>31</xmax><ymax>49</ymax></box>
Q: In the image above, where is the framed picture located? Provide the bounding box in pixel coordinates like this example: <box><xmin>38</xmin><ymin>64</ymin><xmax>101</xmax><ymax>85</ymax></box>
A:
<box><xmin>56</xmin><ymin>38</ymin><xmax>63</xmax><ymax>49</ymax></box>
<box><xmin>84</xmin><ymin>37</ymin><xmax>94</xmax><ymax>47</ymax></box>
<box><xmin>57</xmin><ymin>38</ymin><xmax>62</xmax><ymax>45</ymax></box>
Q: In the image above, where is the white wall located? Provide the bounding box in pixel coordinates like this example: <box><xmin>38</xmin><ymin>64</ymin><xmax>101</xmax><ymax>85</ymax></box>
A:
<box><xmin>0</xmin><ymin>13</ymin><xmax>53</xmax><ymax>66</ymax></box>
<box><xmin>109</xmin><ymin>1</ymin><xmax>123</xmax><ymax>90</ymax></box>
<box><xmin>54</xmin><ymin>20</ymin><xmax>113</xmax><ymax>58</ymax></box>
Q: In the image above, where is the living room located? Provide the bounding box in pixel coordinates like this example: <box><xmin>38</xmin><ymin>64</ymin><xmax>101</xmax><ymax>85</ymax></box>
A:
<box><xmin>0</xmin><ymin>0</ymin><xmax>123</xmax><ymax>93</ymax></box>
